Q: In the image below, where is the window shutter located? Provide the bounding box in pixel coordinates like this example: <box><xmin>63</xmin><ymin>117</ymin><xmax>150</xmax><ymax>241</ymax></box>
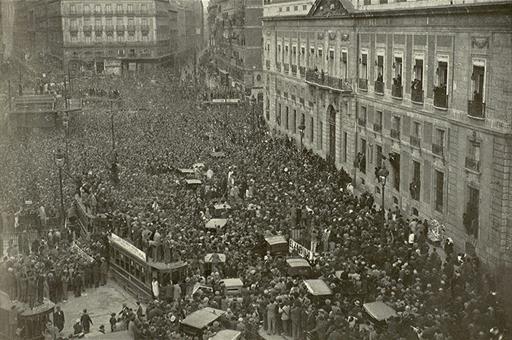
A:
<box><xmin>423</xmin><ymin>159</ymin><xmax>431</xmax><ymax>204</ymax></box>
<box><xmin>402</xmin><ymin>115</ymin><xmax>411</xmax><ymax>138</ymax></box>
<box><xmin>423</xmin><ymin>122</ymin><xmax>432</xmax><ymax>146</ymax></box>
<box><xmin>383</xmin><ymin>110</ymin><xmax>391</xmax><ymax>131</ymax></box>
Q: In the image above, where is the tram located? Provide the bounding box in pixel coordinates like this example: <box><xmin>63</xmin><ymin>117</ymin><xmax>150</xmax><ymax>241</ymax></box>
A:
<box><xmin>108</xmin><ymin>233</ymin><xmax>188</xmax><ymax>300</ymax></box>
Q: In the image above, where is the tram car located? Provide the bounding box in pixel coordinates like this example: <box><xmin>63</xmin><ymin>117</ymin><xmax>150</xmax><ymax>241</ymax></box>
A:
<box><xmin>108</xmin><ymin>233</ymin><xmax>188</xmax><ymax>300</ymax></box>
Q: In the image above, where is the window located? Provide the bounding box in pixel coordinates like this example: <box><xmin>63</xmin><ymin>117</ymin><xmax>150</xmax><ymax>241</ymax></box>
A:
<box><xmin>376</xmin><ymin>110</ymin><xmax>383</xmax><ymax>127</ymax></box>
<box><xmin>393</xmin><ymin>55</ymin><xmax>403</xmax><ymax>85</ymax></box>
<box><xmin>95</xmin><ymin>4</ymin><xmax>101</xmax><ymax>14</ymax></box>
<box><xmin>341</xmin><ymin>50</ymin><xmax>348</xmax><ymax>79</ymax></box>
<box><xmin>343</xmin><ymin>132</ymin><xmax>348</xmax><ymax>162</ymax></box>
<box><xmin>70</xmin><ymin>4</ymin><xmax>76</xmax><ymax>14</ymax></box>
<box><xmin>279</xmin><ymin>7</ymin><xmax>282</xmax><ymax>12</ymax></box>
<box><xmin>303</xmin><ymin>4</ymin><xmax>307</xmax><ymax>10</ymax></box>
<box><xmin>359</xmin><ymin>139</ymin><xmax>367</xmax><ymax>173</ymax></box>
<box><xmin>360</xmin><ymin>52</ymin><xmax>368</xmax><ymax>79</ymax></box>
<box><xmin>329</xmin><ymin>49</ymin><xmax>334</xmax><ymax>61</ymax></box>
<box><xmin>285</xmin><ymin>45</ymin><xmax>289</xmax><ymax>54</ymax></box>
<box><xmin>292</xmin><ymin>46</ymin><xmax>297</xmax><ymax>56</ymax></box>
<box><xmin>376</xmin><ymin>144</ymin><xmax>383</xmax><ymax>166</ymax></box>
<box><xmin>105</xmin><ymin>4</ymin><xmax>112</xmax><ymax>14</ymax></box>
<box><xmin>411</xmin><ymin>160</ymin><xmax>421</xmax><ymax>201</ymax></box>
<box><xmin>360</xmin><ymin>106</ymin><xmax>367</xmax><ymax>125</ymax></box>
<box><xmin>278</xmin><ymin>44</ymin><xmax>281</xmax><ymax>53</ymax></box>
<box><xmin>292</xmin><ymin>109</ymin><xmax>297</xmax><ymax>133</ymax></box>
<box><xmin>376</xmin><ymin>54</ymin><xmax>384</xmax><ymax>82</ymax></box>
<box><xmin>435</xmin><ymin>170</ymin><xmax>444</xmax><ymax>212</ymax></box>
<box><xmin>117</xmin><ymin>4</ymin><xmax>123</xmax><ymax>13</ymax></box>
<box><xmin>413</xmin><ymin>58</ymin><xmax>423</xmax><ymax>83</ymax></box>
<box><xmin>84</xmin><ymin>4</ymin><xmax>90</xmax><ymax>14</ymax></box>
<box><xmin>310</xmin><ymin>47</ymin><xmax>315</xmax><ymax>56</ymax></box>
<box><xmin>294</xmin><ymin>5</ymin><xmax>298</xmax><ymax>10</ymax></box>
<box><xmin>141</xmin><ymin>4</ymin><xmax>147</xmax><ymax>13</ymax></box>
<box><xmin>300</xmin><ymin>46</ymin><xmax>305</xmax><ymax>58</ymax></box>
<box><xmin>464</xmin><ymin>186</ymin><xmax>479</xmax><ymax>238</ymax></box>
<box><xmin>277</xmin><ymin>103</ymin><xmax>282</xmax><ymax>125</ymax></box>
<box><xmin>310</xmin><ymin>117</ymin><xmax>314</xmax><ymax>142</ymax></box>
<box><xmin>435</xmin><ymin>128</ymin><xmax>445</xmax><ymax>148</ymax></box>
<box><xmin>285</xmin><ymin>106</ymin><xmax>289</xmax><ymax>130</ymax></box>
<box><xmin>392</xmin><ymin>116</ymin><xmax>401</xmax><ymax>136</ymax></box>
<box><xmin>286</xmin><ymin>6</ymin><xmax>290</xmax><ymax>11</ymax></box>
<box><xmin>471</xmin><ymin>60</ymin><xmax>485</xmax><ymax>103</ymax></box>
<box><xmin>466</xmin><ymin>140</ymin><xmax>481</xmax><ymax>171</ymax></box>
<box><xmin>319</xmin><ymin>122</ymin><xmax>323</xmax><ymax>149</ymax></box>
<box><xmin>318</xmin><ymin>48</ymin><xmax>323</xmax><ymax>58</ymax></box>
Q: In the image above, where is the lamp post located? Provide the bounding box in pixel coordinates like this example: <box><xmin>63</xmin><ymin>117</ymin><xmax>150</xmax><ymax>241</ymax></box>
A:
<box><xmin>377</xmin><ymin>166</ymin><xmax>389</xmax><ymax>214</ymax></box>
<box><xmin>298</xmin><ymin>120</ymin><xmax>305</xmax><ymax>151</ymax></box>
<box><xmin>55</xmin><ymin>149</ymin><xmax>65</xmax><ymax>229</ymax></box>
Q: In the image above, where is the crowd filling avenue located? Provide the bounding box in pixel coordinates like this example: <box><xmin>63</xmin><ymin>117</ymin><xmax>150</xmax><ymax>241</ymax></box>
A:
<box><xmin>1</xmin><ymin>0</ymin><xmax>512</xmax><ymax>339</ymax></box>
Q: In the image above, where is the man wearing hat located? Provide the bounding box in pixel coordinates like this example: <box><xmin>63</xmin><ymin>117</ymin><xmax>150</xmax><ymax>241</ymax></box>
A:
<box><xmin>80</xmin><ymin>309</ymin><xmax>93</xmax><ymax>334</ymax></box>
<box><xmin>53</xmin><ymin>306</ymin><xmax>65</xmax><ymax>332</ymax></box>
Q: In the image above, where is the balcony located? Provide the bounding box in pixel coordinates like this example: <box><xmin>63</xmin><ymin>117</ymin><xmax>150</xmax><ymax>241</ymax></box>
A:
<box><xmin>276</xmin><ymin>62</ymin><xmax>281</xmax><ymax>72</ymax></box>
<box><xmin>299</xmin><ymin>66</ymin><xmax>305</xmax><ymax>78</ymax></box>
<box><xmin>83</xmin><ymin>25</ymin><xmax>92</xmax><ymax>32</ymax></box>
<box><xmin>127</xmin><ymin>25</ymin><xmax>136</xmax><ymax>33</ymax></box>
<box><xmin>374</xmin><ymin>80</ymin><xmax>384</xmax><ymax>94</ymax></box>
<box><xmin>468</xmin><ymin>100</ymin><xmax>485</xmax><ymax>119</ymax></box>
<box><xmin>433</xmin><ymin>86</ymin><xmax>448</xmax><ymax>109</ymax></box>
<box><xmin>410</xmin><ymin>135</ymin><xmax>421</xmax><ymax>147</ymax></box>
<box><xmin>141</xmin><ymin>25</ymin><xmax>150</xmax><ymax>33</ymax></box>
<box><xmin>391</xmin><ymin>82</ymin><xmax>403</xmax><ymax>99</ymax></box>
<box><xmin>305</xmin><ymin>69</ymin><xmax>352</xmax><ymax>93</ymax></box>
<box><xmin>291</xmin><ymin>64</ymin><xmax>297</xmax><ymax>76</ymax></box>
<box><xmin>432</xmin><ymin>143</ymin><xmax>444</xmax><ymax>156</ymax></box>
<box><xmin>465</xmin><ymin>157</ymin><xmax>480</xmax><ymax>172</ymax></box>
<box><xmin>358</xmin><ymin>78</ymin><xmax>368</xmax><ymax>91</ymax></box>
<box><xmin>411</xmin><ymin>86</ymin><xmax>424</xmax><ymax>104</ymax></box>
<box><xmin>283</xmin><ymin>64</ymin><xmax>289</xmax><ymax>73</ymax></box>
<box><xmin>358</xmin><ymin>118</ymin><xmax>366</xmax><ymax>127</ymax></box>
<box><xmin>373</xmin><ymin>123</ymin><xmax>382</xmax><ymax>132</ymax></box>
<box><xmin>265</xmin><ymin>60</ymin><xmax>270</xmax><ymax>70</ymax></box>
<box><xmin>390</xmin><ymin>129</ymin><xmax>400</xmax><ymax>140</ymax></box>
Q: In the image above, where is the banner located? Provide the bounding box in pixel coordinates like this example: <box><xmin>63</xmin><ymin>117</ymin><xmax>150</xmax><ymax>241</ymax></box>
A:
<box><xmin>289</xmin><ymin>238</ymin><xmax>316</xmax><ymax>261</ymax></box>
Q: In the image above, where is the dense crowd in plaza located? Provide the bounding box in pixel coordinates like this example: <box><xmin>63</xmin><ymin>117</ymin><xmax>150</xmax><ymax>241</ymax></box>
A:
<box><xmin>0</xmin><ymin>64</ymin><xmax>508</xmax><ymax>340</ymax></box>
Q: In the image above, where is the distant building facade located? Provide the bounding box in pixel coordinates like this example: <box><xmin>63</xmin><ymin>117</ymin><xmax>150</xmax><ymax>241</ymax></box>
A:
<box><xmin>208</xmin><ymin>0</ymin><xmax>263</xmax><ymax>96</ymax></box>
<box><xmin>263</xmin><ymin>0</ymin><xmax>512</xmax><ymax>269</ymax></box>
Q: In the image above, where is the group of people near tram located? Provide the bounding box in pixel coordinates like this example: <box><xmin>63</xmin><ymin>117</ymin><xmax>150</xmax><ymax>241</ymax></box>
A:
<box><xmin>0</xmin><ymin>61</ymin><xmax>508</xmax><ymax>340</ymax></box>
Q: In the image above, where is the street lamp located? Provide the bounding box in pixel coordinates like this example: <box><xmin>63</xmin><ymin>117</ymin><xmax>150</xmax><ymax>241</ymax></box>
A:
<box><xmin>298</xmin><ymin>120</ymin><xmax>306</xmax><ymax>151</ymax></box>
<box><xmin>377</xmin><ymin>165</ymin><xmax>389</xmax><ymax>214</ymax></box>
<box><xmin>55</xmin><ymin>149</ymin><xmax>65</xmax><ymax>229</ymax></box>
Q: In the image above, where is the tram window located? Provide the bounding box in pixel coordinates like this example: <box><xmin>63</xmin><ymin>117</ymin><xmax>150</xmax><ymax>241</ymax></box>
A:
<box><xmin>163</xmin><ymin>272</ymin><xmax>171</xmax><ymax>285</ymax></box>
<box><xmin>140</xmin><ymin>267</ymin><xmax>146</xmax><ymax>283</ymax></box>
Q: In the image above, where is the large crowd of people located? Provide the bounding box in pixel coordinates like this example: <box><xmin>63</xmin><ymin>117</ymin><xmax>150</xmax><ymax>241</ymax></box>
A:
<box><xmin>0</xmin><ymin>63</ymin><xmax>508</xmax><ymax>340</ymax></box>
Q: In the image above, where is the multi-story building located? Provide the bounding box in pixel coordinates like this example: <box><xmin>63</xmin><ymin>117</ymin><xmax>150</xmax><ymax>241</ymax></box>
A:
<box><xmin>263</xmin><ymin>0</ymin><xmax>512</xmax><ymax>269</ymax></box>
<box><xmin>208</xmin><ymin>0</ymin><xmax>263</xmax><ymax>96</ymax></box>
<box><xmin>170</xmin><ymin>0</ymin><xmax>204</xmax><ymax>69</ymax></box>
<box><xmin>27</xmin><ymin>0</ymin><xmax>172</xmax><ymax>74</ymax></box>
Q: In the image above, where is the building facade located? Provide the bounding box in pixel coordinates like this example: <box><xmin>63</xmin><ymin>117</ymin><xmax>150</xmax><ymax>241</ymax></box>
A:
<box><xmin>263</xmin><ymin>0</ymin><xmax>512</xmax><ymax>269</ymax></box>
<box><xmin>208</xmin><ymin>0</ymin><xmax>263</xmax><ymax>96</ymax></box>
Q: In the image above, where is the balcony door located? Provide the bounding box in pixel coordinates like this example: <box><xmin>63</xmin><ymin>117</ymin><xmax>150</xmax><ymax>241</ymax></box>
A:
<box><xmin>327</xmin><ymin>105</ymin><xmax>337</xmax><ymax>163</ymax></box>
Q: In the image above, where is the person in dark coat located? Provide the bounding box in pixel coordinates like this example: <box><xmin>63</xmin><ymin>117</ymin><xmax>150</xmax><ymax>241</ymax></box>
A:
<box><xmin>53</xmin><ymin>306</ymin><xmax>65</xmax><ymax>332</ymax></box>
<box><xmin>81</xmin><ymin>309</ymin><xmax>93</xmax><ymax>333</ymax></box>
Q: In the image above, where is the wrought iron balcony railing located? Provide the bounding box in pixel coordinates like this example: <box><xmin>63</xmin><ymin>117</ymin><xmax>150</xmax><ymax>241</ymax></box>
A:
<box><xmin>305</xmin><ymin>69</ymin><xmax>352</xmax><ymax>93</ymax></box>
<box><xmin>434</xmin><ymin>86</ymin><xmax>448</xmax><ymax>109</ymax></box>
<box><xmin>358</xmin><ymin>78</ymin><xmax>368</xmax><ymax>91</ymax></box>
<box><xmin>374</xmin><ymin>80</ymin><xmax>384</xmax><ymax>94</ymax></box>
<box><xmin>468</xmin><ymin>100</ymin><xmax>485</xmax><ymax>119</ymax></box>
<box><xmin>411</xmin><ymin>87</ymin><xmax>423</xmax><ymax>103</ymax></box>
<box><xmin>391</xmin><ymin>83</ymin><xmax>403</xmax><ymax>98</ymax></box>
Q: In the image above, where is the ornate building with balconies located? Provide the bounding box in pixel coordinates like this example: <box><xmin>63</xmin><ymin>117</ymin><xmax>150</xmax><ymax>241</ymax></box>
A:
<box><xmin>29</xmin><ymin>0</ymin><xmax>172</xmax><ymax>74</ymax></box>
<box><xmin>263</xmin><ymin>0</ymin><xmax>512</xmax><ymax>270</ymax></box>
<box><xmin>208</xmin><ymin>0</ymin><xmax>263</xmax><ymax>96</ymax></box>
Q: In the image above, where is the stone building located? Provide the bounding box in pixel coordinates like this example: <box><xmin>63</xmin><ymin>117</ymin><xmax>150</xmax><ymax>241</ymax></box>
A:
<box><xmin>23</xmin><ymin>0</ymin><xmax>172</xmax><ymax>74</ymax></box>
<box><xmin>208</xmin><ymin>0</ymin><xmax>263</xmax><ymax>96</ymax></box>
<box><xmin>263</xmin><ymin>0</ymin><xmax>512</xmax><ymax>269</ymax></box>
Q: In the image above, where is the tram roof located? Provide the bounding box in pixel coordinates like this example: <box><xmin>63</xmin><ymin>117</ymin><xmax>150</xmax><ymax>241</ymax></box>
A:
<box><xmin>210</xmin><ymin>329</ymin><xmax>242</xmax><ymax>340</ymax></box>
<box><xmin>303</xmin><ymin>279</ymin><xmax>332</xmax><ymax>296</ymax></box>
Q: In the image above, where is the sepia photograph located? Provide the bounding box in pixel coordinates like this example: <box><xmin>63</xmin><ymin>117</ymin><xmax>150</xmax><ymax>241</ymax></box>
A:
<box><xmin>0</xmin><ymin>0</ymin><xmax>511</xmax><ymax>339</ymax></box>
